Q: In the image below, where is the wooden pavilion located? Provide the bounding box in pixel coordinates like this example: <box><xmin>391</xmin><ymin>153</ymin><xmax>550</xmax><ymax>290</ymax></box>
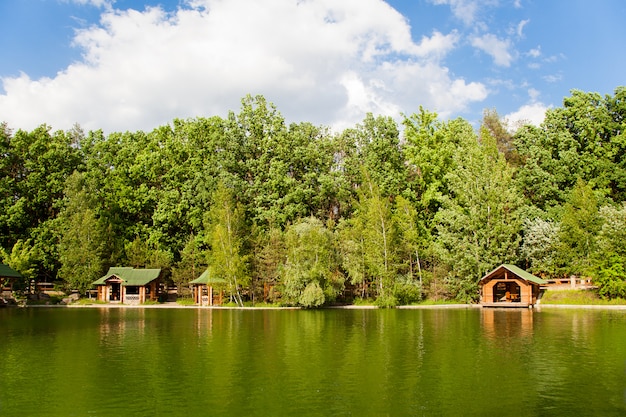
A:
<box><xmin>479</xmin><ymin>264</ymin><xmax>547</xmax><ymax>308</ymax></box>
<box><xmin>1</xmin><ymin>264</ymin><xmax>23</xmax><ymax>302</ymax></box>
<box><xmin>189</xmin><ymin>269</ymin><xmax>225</xmax><ymax>306</ymax></box>
<box><xmin>93</xmin><ymin>267</ymin><xmax>161</xmax><ymax>305</ymax></box>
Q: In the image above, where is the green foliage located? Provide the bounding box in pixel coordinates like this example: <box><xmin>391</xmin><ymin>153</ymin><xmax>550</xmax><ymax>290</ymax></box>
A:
<box><xmin>434</xmin><ymin>118</ymin><xmax>522</xmax><ymax>289</ymax></box>
<box><xmin>57</xmin><ymin>172</ymin><xmax>106</xmax><ymax>294</ymax></box>
<box><xmin>540</xmin><ymin>289</ymin><xmax>626</xmax><ymax>305</ymax></box>
<box><xmin>521</xmin><ymin>218</ymin><xmax>560</xmax><ymax>276</ymax></box>
<box><xmin>556</xmin><ymin>179</ymin><xmax>601</xmax><ymax>276</ymax></box>
<box><xmin>252</xmin><ymin>226</ymin><xmax>286</xmax><ymax>303</ymax></box>
<box><xmin>593</xmin><ymin>254</ymin><xmax>626</xmax><ymax>300</ymax></box>
<box><xmin>515</xmin><ymin>88</ymin><xmax>626</xmax><ymax>209</ymax></box>
<box><xmin>280</xmin><ymin>217</ymin><xmax>337</xmax><ymax>307</ymax></box>
<box><xmin>171</xmin><ymin>234</ymin><xmax>206</xmax><ymax>298</ymax></box>
<box><xmin>176</xmin><ymin>297</ymin><xmax>196</xmax><ymax>306</ymax></box>
<box><xmin>393</xmin><ymin>276</ymin><xmax>423</xmax><ymax>305</ymax></box>
<box><xmin>3</xmin><ymin>89</ymin><xmax>626</xmax><ymax>305</ymax></box>
<box><xmin>299</xmin><ymin>282</ymin><xmax>325</xmax><ymax>308</ymax></box>
<box><xmin>205</xmin><ymin>181</ymin><xmax>249</xmax><ymax>306</ymax></box>
<box><xmin>1</xmin><ymin>239</ymin><xmax>39</xmax><ymax>291</ymax></box>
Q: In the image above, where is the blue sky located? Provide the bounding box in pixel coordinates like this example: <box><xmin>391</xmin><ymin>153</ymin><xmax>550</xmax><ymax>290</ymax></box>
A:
<box><xmin>1</xmin><ymin>0</ymin><xmax>624</xmax><ymax>133</ymax></box>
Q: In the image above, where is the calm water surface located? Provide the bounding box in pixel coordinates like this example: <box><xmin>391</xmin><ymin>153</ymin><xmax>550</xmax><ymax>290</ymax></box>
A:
<box><xmin>1</xmin><ymin>307</ymin><xmax>625</xmax><ymax>416</ymax></box>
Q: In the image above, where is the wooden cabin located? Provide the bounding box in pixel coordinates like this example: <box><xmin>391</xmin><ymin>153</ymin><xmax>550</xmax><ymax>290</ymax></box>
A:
<box><xmin>1</xmin><ymin>264</ymin><xmax>23</xmax><ymax>303</ymax></box>
<box><xmin>189</xmin><ymin>269</ymin><xmax>225</xmax><ymax>306</ymax></box>
<box><xmin>93</xmin><ymin>267</ymin><xmax>161</xmax><ymax>305</ymax></box>
<box><xmin>479</xmin><ymin>264</ymin><xmax>547</xmax><ymax>308</ymax></box>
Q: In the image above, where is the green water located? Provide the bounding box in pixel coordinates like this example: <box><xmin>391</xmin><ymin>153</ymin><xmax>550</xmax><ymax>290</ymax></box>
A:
<box><xmin>1</xmin><ymin>307</ymin><xmax>625</xmax><ymax>416</ymax></box>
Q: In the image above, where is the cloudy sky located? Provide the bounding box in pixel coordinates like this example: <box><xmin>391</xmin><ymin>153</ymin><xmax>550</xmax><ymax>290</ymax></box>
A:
<box><xmin>1</xmin><ymin>0</ymin><xmax>624</xmax><ymax>133</ymax></box>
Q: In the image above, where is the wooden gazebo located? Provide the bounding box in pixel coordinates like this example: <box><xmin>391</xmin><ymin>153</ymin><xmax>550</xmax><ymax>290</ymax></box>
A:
<box><xmin>1</xmin><ymin>264</ymin><xmax>23</xmax><ymax>300</ymax></box>
<box><xmin>189</xmin><ymin>269</ymin><xmax>225</xmax><ymax>306</ymax></box>
<box><xmin>93</xmin><ymin>267</ymin><xmax>161</xmax><ymax>305</ymax></box>
<box><xmin>479</xmin><ymin>264</ymin><xmax>547</xmax><ymax>308</ymax></box>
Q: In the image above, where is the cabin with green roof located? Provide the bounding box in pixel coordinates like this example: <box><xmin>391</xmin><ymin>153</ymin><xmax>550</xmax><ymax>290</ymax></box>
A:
<box><xmin>93</xmin><ymin>267</ymin><xmax>161</xmax><ymax>304</ymax></box>
<box><xmin>479</xmin><ymin>264</ymin><xmax>547</xmax><ymax>307</ymax></box>
<box><xmin>189</xmin><ymin>269</ymin><xmax>226</xmax><ymax>306</ymax></box>
<box><xmin>1</xmin><ymin>264</ymin><xmax>23</xmax><ymax>300</ymax></box>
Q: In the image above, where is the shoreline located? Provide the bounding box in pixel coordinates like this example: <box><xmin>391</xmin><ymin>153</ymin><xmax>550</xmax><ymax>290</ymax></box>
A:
<box><xmin>11</xmin><ymin>302</ymin><xmax>626</xmax><ymax>310</ymax></box>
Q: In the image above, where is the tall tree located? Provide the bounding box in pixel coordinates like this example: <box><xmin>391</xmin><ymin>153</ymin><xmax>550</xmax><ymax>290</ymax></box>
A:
<box><xmin>57</xmin><ymin>172</ymin><xmax>106</xmax><ymax>294</ymax></box>
<box><xmin>556</xmin><ymin>179</ymin><xmax>601</xmax><ymax>277</ymax></box>
<box><xmin>171</xmin><ymin>234</ymin><xmax>206</xmax><ymax>298</ymax></box>
<box><xmin>434</xmin><ymin>123</ymin><xmax>523</xmax><ymax>301</ymax></box>
<box><xmin>205</xmin><ymin>181</ymin><xmax>249</xmax><ymax>306</ymax></box>
<box><xmin>280</xmin><ymin>217</ymin><xmax>339</xmax><ymax>307</ymax></box>
<box><xmin>345</xmin><ymin>170</ymin><xmax>398</xmax><ymax>304</ymax></box>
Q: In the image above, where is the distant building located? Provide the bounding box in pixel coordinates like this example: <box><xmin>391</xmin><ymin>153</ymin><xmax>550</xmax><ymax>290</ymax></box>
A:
<box><xmin>1</xmin><ymin>264</ymin><xmax>23</xmax><ymax>300</ymax></box>
<box><xmin>189</xmin><ymin>269</ymin><xmax>225</xmax><ymax>306</ymax></box>
<box><xmin>479</xmin><ymin>264</ymin><xmax>547</xmax><ymax>308</ymax></box>
<box><xmin>93</xmin><ymin>267</ymin><xmax>161</xmax><ymax>304</ymax></box>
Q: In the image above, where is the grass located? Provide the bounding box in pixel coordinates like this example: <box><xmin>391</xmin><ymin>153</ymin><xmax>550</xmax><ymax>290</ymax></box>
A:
<box><xmin>541</xmin><ymin>289</ymin><xmax>626</xmax><ymax>305</ymax></box>
<box><xmin>415</xmin><ymin>298</ymin><xmax>464</xmax><ymax>306</ymax></box>
<box><xmin>176</xmin><ymin>298</ymin><xmax>195</xmax><ymax>306</ymax></box>
<box><xmin>74</xmin><ymin>297</ymin><xmax>107</xmax><ymax>305</ymax></box>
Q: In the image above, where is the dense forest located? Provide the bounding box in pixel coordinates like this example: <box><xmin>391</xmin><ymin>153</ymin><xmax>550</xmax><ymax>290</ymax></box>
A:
<box><xmin>1</xmin><ymin>87</ymin><xmax>625</xmax><ymax>306</ymax></box>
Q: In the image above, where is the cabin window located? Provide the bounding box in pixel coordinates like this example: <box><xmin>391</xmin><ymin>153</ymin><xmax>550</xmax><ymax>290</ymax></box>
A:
<box><xmin>126</xmin><ymin>286</ymin><xmax>139</xmax><ymax>295</ymax></box>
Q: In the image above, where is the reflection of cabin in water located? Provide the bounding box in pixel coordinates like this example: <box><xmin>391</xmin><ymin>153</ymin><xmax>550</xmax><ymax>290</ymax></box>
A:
<box><xmin>479</xmin><ymin>264</ymin><xmax>547</xmax><ymax>308</ymax></box>
<box><xmin>189</xmin><ymin>269</ymin><xmax>225</xmax><ymax>306</ymax></box>
<box><xmin>93</xmin><ymin>267</ymin><xmax>161</xmax><ymax>305</ymax></box>
<box><xmin>481</xmin><ymin>308</ymin><xmax>534</xmax><ymax>339</ymax></box>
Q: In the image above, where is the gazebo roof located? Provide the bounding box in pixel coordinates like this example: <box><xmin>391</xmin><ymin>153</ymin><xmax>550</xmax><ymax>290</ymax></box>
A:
<box><xmin>93</xmin><ymin>267</ymin><xmax>161</xmax><ymax>286</ymax></box>
<box><xmin>189</xmin><ymin>268</ymin><xmax>226</xmax><ymax>285</ymax></box>
<box><xmin>0</xmin><ymin>264</ymin><xmax>22</xmax><ymax>278</ymax></box>
<box><xmin>480</xmin><ymin>264</ymin><xmax>547</xmax><ymax>286</ymax></box>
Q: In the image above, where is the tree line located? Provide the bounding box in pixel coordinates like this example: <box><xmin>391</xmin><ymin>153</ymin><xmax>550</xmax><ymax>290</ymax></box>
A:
<box><xmin>1</xmin><ymin>88</ymin><xmax>625</xmax><ymax>306</ymax></box>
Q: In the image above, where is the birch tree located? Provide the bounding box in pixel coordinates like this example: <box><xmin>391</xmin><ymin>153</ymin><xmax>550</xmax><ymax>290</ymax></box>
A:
<box><xmin>206</xmin><ymin>181</ymin><xmax>249</xmax><ymax>306</ymax></box>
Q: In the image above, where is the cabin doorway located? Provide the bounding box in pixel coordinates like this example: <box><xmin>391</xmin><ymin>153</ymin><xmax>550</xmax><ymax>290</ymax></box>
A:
<box><xmin>493</xmin><ymin>282</ymin><xmax>521</xmax><ymax>303</ymax></box>
<box><xmin>109</xmin><ymin>283</ymin><xmax>121</xmax><ymax>302</ymax></box>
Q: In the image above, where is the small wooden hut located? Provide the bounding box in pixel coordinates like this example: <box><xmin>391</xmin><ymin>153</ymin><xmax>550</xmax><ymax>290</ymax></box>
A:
<box><xmin>479</xmin><ymin>264</ymin><xmax>547</xmax><ymax>308</ymax></box>
<box><xmin>93</xmin><ymin>267</ymin><xmax>161</xmax><ymax>304</ymax></box>
<box><xmin>189</xmin><ymin>269</ymin><xmax>225</xmax><ymax>306</ymax></box>
<box><xmin>1</xmin><ymin>264</ymin><xmax>23</xmax><ymax>301</ymax></box>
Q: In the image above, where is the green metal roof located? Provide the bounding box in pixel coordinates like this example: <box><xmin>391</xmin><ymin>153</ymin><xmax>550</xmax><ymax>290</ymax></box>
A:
<box><xmin>481</xmin><ymin>264</ymin><xmax>547</xmax><ymax>285</ymax></box>
<box><xmin>0</xmin><ymin>264</ymin><xmax>22</xmax><ymax>278</ymax></box>
<box><xmin>189</xmin><ymin>268</ymin><xmax>226</xmax><ymax>285</ymax></box>
<box><xmin>93</xmin><ymin>267</ymin><xmax>161</xmax><ymax>287</ymax></box>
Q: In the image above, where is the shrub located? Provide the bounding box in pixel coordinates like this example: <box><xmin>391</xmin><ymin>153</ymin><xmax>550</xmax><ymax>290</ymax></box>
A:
<box><xmin>299</xmin><ymin>282</ymin><xmax>325</xmax><ymax>308</ymax></box>
<box><xmin>393</xmin><ymin>278</ymin><xmax>422</xmax><ymax>305</ymax></box>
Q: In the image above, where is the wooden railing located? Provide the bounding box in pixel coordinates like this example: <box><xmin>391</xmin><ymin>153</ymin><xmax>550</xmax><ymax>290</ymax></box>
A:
<box><xmin>201</xmin><ymin>295</ymin><xmax>209</xmax><ymax>306</ymax></box>
<box><xmin>125</xmin><ymin>294</ymin><xmax>140</xmax><ymax>304</ymax></box>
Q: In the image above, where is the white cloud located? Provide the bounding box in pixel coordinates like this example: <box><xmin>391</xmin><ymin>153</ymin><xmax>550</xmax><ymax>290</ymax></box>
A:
<box><xmin>63</xmin><ymin>0</ymin><xmax>113</xmax><ymax>8</ymax></box>
<box><xmin>430</xmin><ymin>0</ymin><xmax>479</xmax><ymax>25</ymax></box>
<box><xmin>471</xmin><ymin>33</ymin><xmax>514</xmax><ymax>67</ymax></box>
<box><xmin>0</xmin><ymin>0</ymin><xmax>488</xmax><ymax>133</ymax></box>
<box><xmin>505</xmin><ymin>102</ymin><xmax>549</xmax><ymax>129</ymax></box>
<box><xmin>516</xmin><ymin>19</ymin><xmax>529</xmax><ymax>37</ymax></box>
<box><xmin>543</xmin><ymin>73</ymin><xmax>563</xmax><ymax>83</ymax></box>
<box><xmin>527</xmin><ymin>46</ymin><xmax>541</xmax><ymax>58</ymax></box>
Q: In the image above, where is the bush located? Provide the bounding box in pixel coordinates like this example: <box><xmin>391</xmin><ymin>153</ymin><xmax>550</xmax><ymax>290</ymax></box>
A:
<box><xmin>393</xmin><ymin>279</ymin><xmax>422</xmax><ymax>305</ymax></box>
<box><xmin>594</xmin><ymin>255</ymin><xmax>626</xmax><ymax>299</ymax></box>
<box><xmin>374</xmin><ymin>292</ymin><xmax>397</xmax><ymax>308</ymax></box>
<box><xmin>176</xmin><ymin>297</ymin><xmax>195</xmax><ymax>306</ymax></box>
<box><xmin>299</xmin><ymin>282</ymin><xmax>325</xmax><ymax>308</ymax></box>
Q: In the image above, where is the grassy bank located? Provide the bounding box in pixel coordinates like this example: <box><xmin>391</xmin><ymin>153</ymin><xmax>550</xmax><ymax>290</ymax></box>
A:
<box><xmin>541</xmin><ymin>289</ymin><xmax>626</xmax><ymax>305</ymax></box>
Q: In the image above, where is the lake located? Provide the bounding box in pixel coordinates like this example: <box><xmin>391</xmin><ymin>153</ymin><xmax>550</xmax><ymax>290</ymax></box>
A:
<box><xmin>1</xmin><ymin>306</ymin><xmax>625</xmax><ymax>416</ymax></box>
